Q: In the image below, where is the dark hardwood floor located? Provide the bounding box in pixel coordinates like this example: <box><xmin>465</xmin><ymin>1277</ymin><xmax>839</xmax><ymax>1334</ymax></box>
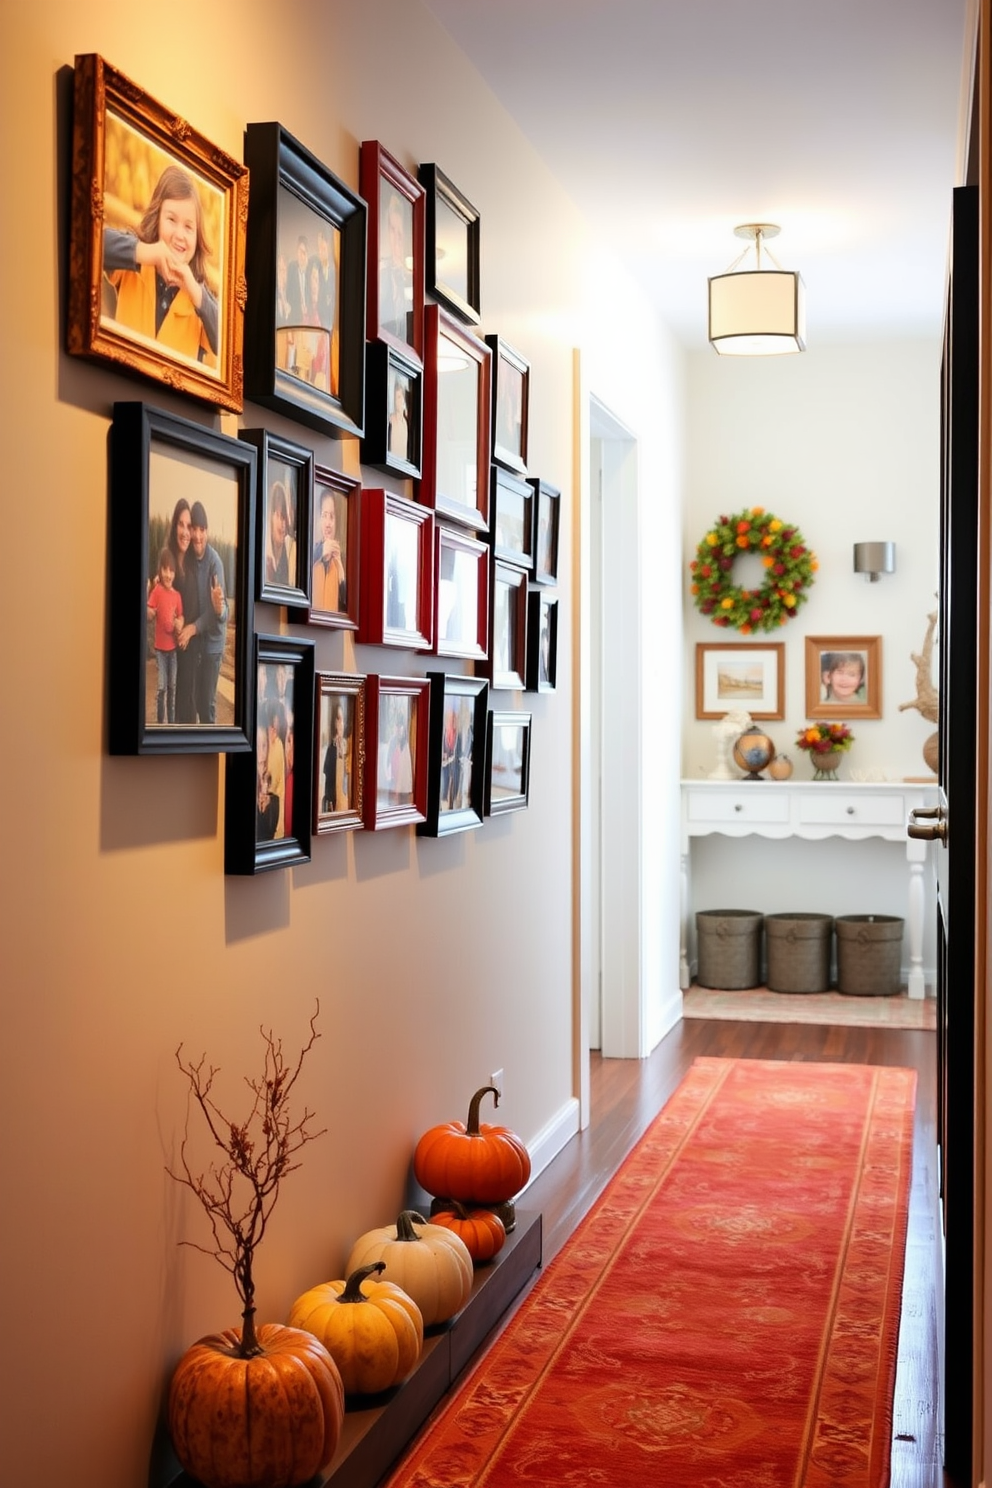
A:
<box><xmin>520</xmin><ymin>1016</ymin><xmax>952</xmax><ymax>1488</ymax></box>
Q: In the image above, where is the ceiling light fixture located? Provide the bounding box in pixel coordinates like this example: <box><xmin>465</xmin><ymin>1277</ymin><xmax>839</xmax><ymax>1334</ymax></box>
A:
<box><xmin>708</xmin><ymin>223</ymin><xmax>806</xmax><ymax>356</ymax></box>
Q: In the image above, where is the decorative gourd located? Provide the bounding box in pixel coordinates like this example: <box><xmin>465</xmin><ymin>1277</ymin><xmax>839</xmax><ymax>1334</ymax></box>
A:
<box><xmin>413</xmin><ymin>1085</ymin><xmax>531</xmax><ymax>1204</ymax></box>
<box><xmin>168</xmin><ymin>1322</ymin><xmax>344</xmax><ymax>1488</ymax></box>
<box><xmin>430</xmin><ymin>1201</ymin><xmax>506</xmax><ymax>1264</ymax></box>
<box><xmin>288</xmin><ymin>1262</ymin><xmax>424</xmax><ymax>1395</ymax></box>
<box><xmin>345</xmin><ymin>1210</ymin><xmax>473</xmax><ymax>1326</ymax></box>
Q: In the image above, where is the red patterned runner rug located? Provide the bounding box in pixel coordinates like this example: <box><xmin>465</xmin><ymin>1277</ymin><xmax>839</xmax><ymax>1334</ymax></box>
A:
<box><xmin>384</xmin><ymin>1058</ymin><xmax>916</xmax><ymax>1488</ymax></box>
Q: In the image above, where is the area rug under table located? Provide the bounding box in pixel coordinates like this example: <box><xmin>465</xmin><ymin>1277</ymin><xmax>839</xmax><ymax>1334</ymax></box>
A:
<box><xmin>384</xmin><ymin>1057</ymin><xmax>916</xmax><ymax>1488</ymax></box>
<box><xmin>684</xmin><ymin>983</ymin><xmax>937</xmax><ymax>1031</ymax></box>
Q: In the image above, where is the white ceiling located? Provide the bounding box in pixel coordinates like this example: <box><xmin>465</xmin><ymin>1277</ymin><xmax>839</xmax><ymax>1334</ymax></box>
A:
<box><xmin>421</xmin><ymin>0</ymin><xmax>972</xmax><ymax>351</ymax></box>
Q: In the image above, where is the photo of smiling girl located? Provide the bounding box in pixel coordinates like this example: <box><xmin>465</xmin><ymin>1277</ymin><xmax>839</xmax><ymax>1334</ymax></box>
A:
<box><xmin>102</xmin><ymin>162</ymin><xmax>219</xmax><ymax>368</ymax></box>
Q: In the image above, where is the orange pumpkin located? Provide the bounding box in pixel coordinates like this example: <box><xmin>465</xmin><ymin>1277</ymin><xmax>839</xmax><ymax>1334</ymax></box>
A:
<box><xmin>413</xmin><ymin>1085</ymin><xmax>531</xmax><ymax>1204</ymax></box>
<box><xmin>288</xmin><ymin>1262</ymin><xmax>424</xmax><ymax>1394</ymax></box>
<box><xmin>168</xmin><ymin>1321</ymin><xmax>344</xmax><ymax>1488</ymax></box>
<box><xmin>430</xmin><ymin>1201</ymin><xmax>506</xmax><ymax>1263</ymax></box>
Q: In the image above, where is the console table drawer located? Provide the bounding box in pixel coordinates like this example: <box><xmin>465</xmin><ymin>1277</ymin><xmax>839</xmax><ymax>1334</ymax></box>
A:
<box><xmin>685</xmin><ymin>790</ymin><xmax>791</xmax><ymax>826</ymax></box>
<box><xmin>797</xmin><ymin>793</ymin><xmax>907</xmax><ymax>828</ymax></box>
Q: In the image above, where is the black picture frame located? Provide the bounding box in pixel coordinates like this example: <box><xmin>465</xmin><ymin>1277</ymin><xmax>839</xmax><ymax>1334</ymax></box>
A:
<box><xmin>434</xmin><ymin>523</ymin><xmax>489</xmax><ymax>661</ymax></box>
<box><xmin>68</xmin><ymin>54</ymin><xmax>248</xmax><ymax>414</ymax></box>
<box><xmin>419</xmin><ymin>673</ymin><xmax>488</xmax><ymax>837</ymax></box>
<box><xmin>530</xmin><ymin>478</ymin><xmax>561</xmax><ymax>585</ymax></box>
<box><xmin>421</xmin><ymin>303</ymin><xmax>492</xmax><ymax>533</ymax></box>
<box><xmin>361</xmin><ymin>340</ymin><xmax>423</xmax><ymax>478</ymax></box>
<box><xmin>526</xmin><ymin>590</ymin><xmax>558</xmax><ymax>693</ymax></box>
<box><xmin>309</xmin><ymin>465</ymin><xmax>360</xmax><ymax>631</ymax></box>
<box><xmin>315</xmin><ymin>671</ymin><xmax>366</xmax><ymax>835</ymax></box>
<box><xmin>485</xmin><ymin>710</ymin><xmax>532</xmax><ymax>816</ymax></box>
<box><xmin>225</xmin><ymin>634</ymin><xmax>315</xmax><ymax>874</ymax></box>
<box><xmin>360</xmin><ymin>140</ymin><xmax>425</xmax><ymax>359</ymax></box>
<box><xmin>418</xmin><ymin>162</ymin><xmax>481</xmax><ymax>325</ymax></box>
<box><xmin>491</xmin><ymin>467</ymin><xmax>535</xmax><ymax>570</ymax></box>
<box><xmin>108</xmin><ymin>400</ymin><xmax>255</xmax><ymax>755</ymax></box>
<box><xmin>485</xmin><ymin>561</ymin><xmax>529</xmax><ymax>691</ymax></box>
<box><xmin>486</xmin><ymin>335</ymin><xmax>529</xmax><ymax>475</ymax></box>
<box><xmin>363</xmin><ymin>674</ymin><xmax>431</xmax><ymax>830</ymax></box>
<box><xmin>243</xmin><ymin>122</ymin><xmax>367</xmax><ymax>438</ymax></box>
<box><xmin>239</xmin><ymin>428</ymin><xmax>313</xmax><ymax>609</ymax></box>
<box><xmin>358</xmin><ymin>489</ymin><xmax>435</xmax><ymax>650</ymax></box>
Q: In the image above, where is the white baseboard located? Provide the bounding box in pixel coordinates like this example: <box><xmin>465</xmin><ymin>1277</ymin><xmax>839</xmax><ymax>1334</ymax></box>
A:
<box><xmin>519</xmin><ymin>1095</ymin><xmax>581</xmax><ymax>1192</ymax></box>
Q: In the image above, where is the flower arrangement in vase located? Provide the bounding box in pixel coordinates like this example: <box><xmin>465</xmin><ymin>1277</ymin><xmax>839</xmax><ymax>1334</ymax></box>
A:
<box><xmin>795</xmin><ymin>722</ymin><xmax>855</xmax><ymax>780</ymax></box>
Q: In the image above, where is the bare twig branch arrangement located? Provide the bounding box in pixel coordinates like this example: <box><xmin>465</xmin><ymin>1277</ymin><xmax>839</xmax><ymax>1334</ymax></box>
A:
<box><xmin>899</xmin><ymin>609</ymin><xmax>938</xmax><ymax>725</ymax></box>
<box><xmin>168</xmin><ymin>1003</ymin><xmax>324</xmax><ymax>1355</ymax></box>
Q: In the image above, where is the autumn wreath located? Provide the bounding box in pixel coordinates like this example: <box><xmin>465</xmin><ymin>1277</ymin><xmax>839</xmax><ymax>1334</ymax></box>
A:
<box><xmin>690</xmin><ymin>506</ymin><xmax>817</xmax><ymax>633</ymax></box>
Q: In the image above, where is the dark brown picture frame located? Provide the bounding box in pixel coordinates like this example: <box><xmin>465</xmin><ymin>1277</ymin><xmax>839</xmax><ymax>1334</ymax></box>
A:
<box><xmin>360</xmin><ymin>140</ymin><xmax>425</xmax><ymax>359</ymax></box>
<box><xmin>239</xmin><ymin>428</ymin><xmax>312</xmax><ymax>609</ymax></box>
<box><xmin>434</xmin><ymin>523</ymin><xmax>489</xmax><ymax>661</ymax></box>
<box><xmin>68</xmin><ymin>54</ymin><xmax>248</xmax><ymax>413</ymax></box>
<box><xmin>485</xmin><ymin>710</ymin><xmax>533</xmax><ymax>816</ymax></box>
<box><xmin>419</xmin><ymin>673</ymin><xmax>489</xmax><ymax>837</ymax></box>
<box><xmin>486</xmin><ymin>334</ymin><xmax>529</xmax><ymax>475</ymax></box>
<box><xmin>421</xmin><ymin>303</ymin><xmax>492</xmax><ymax>533</ymax></box>
<box><xmin>526</xmin><ymin>590</ymin><xmax>558</xmax><ymax>694</ymax></box>
<box><xmin>485</xmin><ymin>561</ymin><xmax>529</xmax><ymax>691</ymax></box>
<box><xmin>243</xmin><ymin>122</ymin><xmax>367</xmax><ymax>438</ymax></box>
<box><xmin>358</xmin><ymin>489</ymin><xmax>435</xmax><ymax>650</ymax></box>
<box><xmin>491</xmin><ymin>467</ymin><xmax>535</xmax><ymax>570</ymax></box>
<box><xmin>530</xmin><ymin>478</ymin><xmax>561</xmax><ymax>585</ymax></box>
<box><xmin>309</xmin><ymin>465</ymin><xmax>360</xmax><ymax>630</ymax></box>
<box><xmin>225</xmin><ymin>633</ymin><xmax>316</xmax><ymax>874</ymax></box>
<box><xmin>418</xmin><ymin>162</ymin><xmax>481</xmax><ymax>325</ymax></box>
<box><xmin>108</xmin><ymin>400</ymin><xmax>255</xmax><ymax>756</ymax></box>
<box><xmin>361</xmin><ymin>340</ymin><xmax>423</xmax><ymax>479</ymax></box>
<box><xmin>314</xmin><ymin>671</ymin><xmax>366</xmax><ymax>835</ymax></box>
<box><xmin>363</xmin><ymin>674</ymin><xmax>431</xmax><ymax>830</ymax></box>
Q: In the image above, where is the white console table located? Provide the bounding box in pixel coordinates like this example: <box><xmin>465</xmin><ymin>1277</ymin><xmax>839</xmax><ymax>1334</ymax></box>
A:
<box><xmin>680</xmin><ymin>779</ymin><xmax>938</xmax><ymax>999</ymax></box>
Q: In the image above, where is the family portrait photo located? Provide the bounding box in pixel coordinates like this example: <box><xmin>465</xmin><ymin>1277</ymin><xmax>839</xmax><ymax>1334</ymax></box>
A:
<box><xmin>145</xmin><ymin>444</ymin><xmax>239</xmax><ymax>732</ymax></box>
<box><xmin>255</xmin><ymin>661</ymin><xmax>296</xmax><ymax>845</ymax></box>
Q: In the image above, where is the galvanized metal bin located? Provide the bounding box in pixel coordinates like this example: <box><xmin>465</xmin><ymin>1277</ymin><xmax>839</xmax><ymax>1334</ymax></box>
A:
<box><xmin>765</xmin><ymin>912</ymin><xmax>833</xmax><ymax>994</ymax></box>
<box><xmin>696</xmin><ymin>909</ymin><xmax>763</xmax><ymax>990</ymax></box>
<box><xmin>835</xmin><ymin>914</ymin><xmax>904</xmax><ymax>996</ymax></box>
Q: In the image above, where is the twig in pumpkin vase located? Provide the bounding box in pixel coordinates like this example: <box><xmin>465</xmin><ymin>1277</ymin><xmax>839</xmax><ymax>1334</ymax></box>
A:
<box><xmin>168</xmin><ymin>1002</ymin><xmax>325</xmax><ymax>1356</ymax></box>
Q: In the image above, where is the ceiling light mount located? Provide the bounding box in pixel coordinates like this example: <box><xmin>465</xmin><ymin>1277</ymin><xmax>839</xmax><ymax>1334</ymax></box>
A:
<box><xmin>708</xmin><ymin>222</ymin><xmax>806</xmax><ymax>356</ymax></box>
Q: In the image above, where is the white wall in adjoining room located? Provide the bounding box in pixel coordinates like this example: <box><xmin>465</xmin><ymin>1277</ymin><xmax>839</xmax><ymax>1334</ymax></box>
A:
<box><xmin>682</xmin><ymin>340</ymin><xmax>941</xmax><ymax>782</ymax></box>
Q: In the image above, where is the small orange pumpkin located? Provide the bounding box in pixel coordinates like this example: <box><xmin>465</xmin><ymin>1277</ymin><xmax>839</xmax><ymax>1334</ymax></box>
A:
<box><xmin>288</xmin><ymin>1262</ymin><xmax>424</xmax><ymax>1395</ymax></box>
<box><xmin>430</xmin><ymin>1201</ymin><xmax>506</xmax><ymax>1263</ymax></box>
<box><xmin>168</xmin><ymin>1321</ymin><xmax>344</xmax><ymax>1488</ymax></box>
<box><xmin>413</xmin><ymin>1085</ymin><xmax>531</xmax><ymax>1204</ymax></box>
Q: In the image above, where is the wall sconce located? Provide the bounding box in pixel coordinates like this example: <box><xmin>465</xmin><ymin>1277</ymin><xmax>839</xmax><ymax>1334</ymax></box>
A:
<box><xmin>853</xmin><ymin>542</ymin><xmax>896</xmax><ymax>581</ymax></box>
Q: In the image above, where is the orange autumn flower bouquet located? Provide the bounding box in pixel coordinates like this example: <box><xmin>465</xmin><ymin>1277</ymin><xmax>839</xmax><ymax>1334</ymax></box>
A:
<box><xmin>795</xmin><ymin>722</ymin><xmax>855</xmax><ymax>756</ymax></box>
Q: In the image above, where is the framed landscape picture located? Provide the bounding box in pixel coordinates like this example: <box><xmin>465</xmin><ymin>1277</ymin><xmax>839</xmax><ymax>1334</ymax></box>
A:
<box><xmin>68</xmin><ymin>54</ymin><xmax>248</xmax><ymax>412</ymax></box>
<box><xmin>243</xmin><ymin>122</ymin><xmax>367</xmax><ymax>438</ymax></box>
<box><xmin>108</xmin><ymin>401</ymin><xmax>255</xmax><ymax>755</ymax></box>
<box><xmin>224</xmin><ymin>634</ymin><xmax>315</xmax><ymax>875</ymax></box>
<box><xmin>695</xmin><ymin>643</ymin><xmax>785</xmax><ymax>721</ymax></box>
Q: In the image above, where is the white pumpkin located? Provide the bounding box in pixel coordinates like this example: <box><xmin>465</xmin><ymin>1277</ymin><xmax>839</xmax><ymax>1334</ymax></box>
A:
<box><xmin>344</xmin><ymin>1209</ymin><xmax>473</xmax><ymax>1326</ymax></box>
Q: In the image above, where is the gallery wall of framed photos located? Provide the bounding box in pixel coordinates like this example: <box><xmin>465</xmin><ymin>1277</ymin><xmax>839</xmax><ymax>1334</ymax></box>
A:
<box><xmin>76</xmin><ymin>55</ymin><xmax>562</xmax><ymax>869</ymax></box>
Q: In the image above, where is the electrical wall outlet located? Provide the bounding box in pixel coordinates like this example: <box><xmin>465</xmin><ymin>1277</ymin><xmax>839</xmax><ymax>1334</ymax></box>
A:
<box><xmin>489</xmin><ymin>1068</ymin><xmax>504</xmax><ymax>1098</ymax></box>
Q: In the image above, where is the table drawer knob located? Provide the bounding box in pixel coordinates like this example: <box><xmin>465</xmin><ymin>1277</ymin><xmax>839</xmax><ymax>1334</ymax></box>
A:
<box><xmin>846</xmin><ymin>806</ymin><xmax>855</xmax><ymax>815</ymax></box>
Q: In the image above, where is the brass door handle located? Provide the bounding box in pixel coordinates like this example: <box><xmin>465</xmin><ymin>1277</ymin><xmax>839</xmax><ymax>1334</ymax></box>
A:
<box><xmin>907</xmin><ymin>805</ymin><xmax>947</xmax><ymax>844</ymax></box>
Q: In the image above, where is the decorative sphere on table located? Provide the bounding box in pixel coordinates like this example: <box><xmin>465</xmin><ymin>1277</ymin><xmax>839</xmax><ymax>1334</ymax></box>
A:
<box><xmin>732</xmin><ymin>728</ymin><xmax>775</xmax><ymax>780</ymax></box>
